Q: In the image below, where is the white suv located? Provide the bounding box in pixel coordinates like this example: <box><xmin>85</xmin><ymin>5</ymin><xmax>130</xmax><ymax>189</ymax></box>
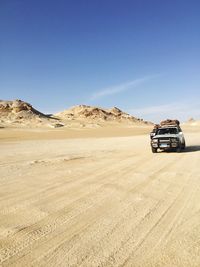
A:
<box><xmin>151</xmin><ymin>126</ymin><xmax>186</xmax><ymax>153</ymax></box>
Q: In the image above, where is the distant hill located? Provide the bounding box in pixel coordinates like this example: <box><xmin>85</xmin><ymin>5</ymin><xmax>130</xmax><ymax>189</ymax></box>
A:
<box><xmin>0</xmin><ymin>100</ymin><xmax>152</xmax><ymax>128</ymax></box>
<box><xmin>55</xmin><ymin>105</ymin><xmax>151</xmax><ymax>125</ymax></box>
<box><xmin>0</xmin><ymin>99</ymin><xmax>46</xmax><ymax>117</ymax></box>
<box><xmin>0</xmin><ymin>100</ymin><xmax>59</xmax><ymax>127</ymax></box>
<box><xmin>183</xmin><ymin>118</ymin><xmax>200</xmax><ymax>126</ymax></box>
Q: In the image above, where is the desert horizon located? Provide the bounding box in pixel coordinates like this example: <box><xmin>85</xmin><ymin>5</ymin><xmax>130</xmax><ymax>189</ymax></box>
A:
<box><xmin>1</xmin><ymin>99</ymin><xmax>200</xmax><ymax>129</ymax></box>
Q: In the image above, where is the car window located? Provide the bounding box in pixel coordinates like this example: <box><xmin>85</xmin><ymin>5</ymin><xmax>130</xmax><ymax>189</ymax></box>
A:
<box><xmin>157</xmin><ymin>128</ymin><xmax>178</xmax><ymax>135</ymax></box>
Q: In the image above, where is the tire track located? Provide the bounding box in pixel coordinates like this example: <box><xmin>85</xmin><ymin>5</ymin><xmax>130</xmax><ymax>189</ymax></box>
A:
<box><xmin>26</xmin><ymin>154</ymin><xmax>183</xmax><ymax>266</ymax></box>
<box><xmin>0</xmin><ymin>152</ymin><xmax>152</xmax><ymax>264</ymax></box>
<box><xmin>123</xmin><ymin>181</ymin><xmax>195</xmax><ymax>266</ymax></box>
<box><xmin>0</xmin><ymin>151</ymin><xmax>148</xmax><ymax>216</ymax></box>
<box><xmin>84</xmin><ymin>154</ymin><xmax>190</xmax><ymax>267</ymax></box>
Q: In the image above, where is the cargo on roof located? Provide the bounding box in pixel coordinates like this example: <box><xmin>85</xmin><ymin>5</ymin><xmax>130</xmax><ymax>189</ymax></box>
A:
<box><xmin>160</xmin><ymin>119</ymin><xmax>180</xmax><ymax>127</ymax></box>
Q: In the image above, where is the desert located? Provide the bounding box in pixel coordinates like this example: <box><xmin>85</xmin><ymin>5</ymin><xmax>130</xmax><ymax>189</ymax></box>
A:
<box><xmin>1</xmin><ymin>100</ymin><xmax>200</xmax><ymax>266</ymax></box>
<box><xmin>2</xmin><ymin>1</ymin><xmax>200</xmax><ymax>266</ymax></box>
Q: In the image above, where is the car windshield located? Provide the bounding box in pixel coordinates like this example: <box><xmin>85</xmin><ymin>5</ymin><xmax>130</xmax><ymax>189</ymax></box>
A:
<box><xmin>157</xmin><ymin>128</ymin><xmax>178</xmax><ymax>135</ymax></box>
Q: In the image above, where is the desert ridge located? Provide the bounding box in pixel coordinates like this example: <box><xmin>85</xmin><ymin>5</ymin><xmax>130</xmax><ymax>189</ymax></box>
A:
<box><xmin>55</xmin><ymin>105</ymin><xmax>149</xmax><ymax>123</ymax></box>
<box><xmin>0</xmin><ymin>99</ymin><xmax>58</xmax><ymax>128</ymax></box>
<box><xmin>0</xmin><ymin>99</ymin><xmax>152</xmax><ymax>129</ymax></box>
<box><xmin>54</xmin><ymin>105</ymin><xmax>152</xmax><ymax>129</ymax></box>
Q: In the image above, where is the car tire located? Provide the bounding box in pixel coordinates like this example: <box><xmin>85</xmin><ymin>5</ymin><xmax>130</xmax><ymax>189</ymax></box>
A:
<box><xmin>176</xmin><ymin>144</ymin><xmax>182</xmax><ymax>153</ymax></box>
<box><xmin>151</xmin><ymin>147</ymin><xmax>157</xmax><ymax>153</ymax></box>
<box><xmin>182</xmin><ymin>141</ymin><xmax>186</xmax><ymax>149</ymax></box>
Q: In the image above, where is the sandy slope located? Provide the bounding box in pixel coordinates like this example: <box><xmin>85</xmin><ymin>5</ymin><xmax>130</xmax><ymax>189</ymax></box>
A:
<box><xmin>0</xmin><ymin>130</ymin><xmax>200</xmax><ymax>266</ymax></box>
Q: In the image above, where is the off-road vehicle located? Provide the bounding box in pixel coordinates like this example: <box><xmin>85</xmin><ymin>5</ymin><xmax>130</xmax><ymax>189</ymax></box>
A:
<box><xmin>150</xmin><ymin>121</ymin><xmax>186</xmax><ymax>153</ymax></box>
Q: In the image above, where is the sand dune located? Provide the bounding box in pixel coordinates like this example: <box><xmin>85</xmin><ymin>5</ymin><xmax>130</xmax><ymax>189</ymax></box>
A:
<box><xmin>0</xmin><ymin>127</ymin><xmax>200</xmax><ymax>266</ymax></box>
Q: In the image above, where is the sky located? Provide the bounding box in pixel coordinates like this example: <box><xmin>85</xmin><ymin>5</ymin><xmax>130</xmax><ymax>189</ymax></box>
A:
<box><xmin>0</xmin><ymin>0</ymin><xmax>200</xmax><ymax>122</ymax></box>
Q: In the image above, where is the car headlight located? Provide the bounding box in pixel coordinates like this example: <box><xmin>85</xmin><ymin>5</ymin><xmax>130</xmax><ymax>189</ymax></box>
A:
<box><xmin>152</xmin><ymin>139</ymin><xmax>158</xmax><ymax>143</ymax></box>
<box><xmin>171</xmin><ymin>138</ymin><xmax>178</xmax><ymax>142</ymax></box>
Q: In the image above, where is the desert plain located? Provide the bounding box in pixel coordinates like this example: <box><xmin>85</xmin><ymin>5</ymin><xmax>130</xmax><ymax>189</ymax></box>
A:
<box><xmin>1</xmin><ymin>123</ymin><xmax>200</xmax><ymax>267</ymax></box>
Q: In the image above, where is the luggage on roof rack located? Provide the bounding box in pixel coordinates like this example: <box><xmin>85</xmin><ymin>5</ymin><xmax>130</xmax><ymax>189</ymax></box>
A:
<box><xmin>160</xmin><ymin>119</ymin><xmax>180</xmax><ymax>126</ymax></box>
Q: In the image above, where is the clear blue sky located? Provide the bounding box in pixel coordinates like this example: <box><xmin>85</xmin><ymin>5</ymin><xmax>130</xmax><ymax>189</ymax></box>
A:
<box><xmin>1</xmin><ymin>0</ymin><xmax>200</xmax><ymax>122</ymax></box>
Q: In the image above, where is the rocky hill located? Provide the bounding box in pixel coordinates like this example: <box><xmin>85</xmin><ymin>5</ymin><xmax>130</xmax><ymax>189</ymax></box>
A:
<box><xmin>0</xmin><ymin>100</ymin><xmax>59</xmax><ymax>127</ymax></box>
<box><xmin>0</xmin><ymin>99</ymin><xmax>45</xmax><ymax>117</ymax></box>
<box><xmin>0</xmin><ymin>100</ymin><xmax>151</xmax><ymax>128</ymax></box>
<box><xmin>55</xmin><ymin>105</ymin><xmax>151</xmax><ymax>125</ymax></box>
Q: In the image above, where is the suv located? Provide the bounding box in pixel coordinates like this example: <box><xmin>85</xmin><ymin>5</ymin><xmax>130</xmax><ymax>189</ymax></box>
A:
<box><xmin>151</xmin><ymin>125</ymin><xmax>186</xmax><ymax>153</ymax></box>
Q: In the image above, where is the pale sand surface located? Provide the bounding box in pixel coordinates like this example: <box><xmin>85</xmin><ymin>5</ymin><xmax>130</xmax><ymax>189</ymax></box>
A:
<box><xmin>0</xmin><ymin>127</ymin><xmax>200</xmax><ymax>266</ymax></box>
<box><xmin>0</xmin><ymin>125</ymin><xmax>152</xmax><ymax>141</ymax></box>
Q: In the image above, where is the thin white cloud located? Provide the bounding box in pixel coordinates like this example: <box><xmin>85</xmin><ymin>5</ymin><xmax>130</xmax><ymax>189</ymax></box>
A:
<box><xmin>128</xmin><ymin>102</ymin><xmax>200</xmax><ymax>123</ymax></box>
<box><xmin>90</xmin><ymin>74</ymin><xmax>160</xmax><ymax>100</ymax></box>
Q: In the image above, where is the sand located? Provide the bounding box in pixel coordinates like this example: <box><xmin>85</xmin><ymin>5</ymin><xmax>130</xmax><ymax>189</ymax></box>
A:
<box><xmin>0</xmin><ymin>126</ymin><xmax>200</xmax><ymax>266</ymax></box>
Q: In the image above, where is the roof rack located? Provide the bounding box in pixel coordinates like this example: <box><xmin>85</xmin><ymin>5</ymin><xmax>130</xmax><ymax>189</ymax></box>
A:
<box><xmin>160</xmin><ymin>124</ymin><xmax>179</xmax><ymax>128</ymax></box>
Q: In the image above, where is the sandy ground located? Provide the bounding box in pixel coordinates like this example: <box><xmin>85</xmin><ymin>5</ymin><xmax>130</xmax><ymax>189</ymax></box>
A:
<box><xmin>0</xmin><ymin>125</ymin><xmax>152</xmax><ymax>141</ymax></box>
<box><xmin>0</xmin><ymin>127</ymin><xmax>200</xmax><ymax>266</ymax></box>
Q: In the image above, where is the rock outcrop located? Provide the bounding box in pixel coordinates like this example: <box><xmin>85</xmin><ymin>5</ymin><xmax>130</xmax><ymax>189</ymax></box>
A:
<box><xmin>0</xmin><ymin>100</ymin><xmax>58</xmax><ymax>127</ymax></box>
<box><xmin>0</xmin><ymin>100</ymin><xmax>152</xmax><ymax>128</ymax></box>
<box><xmin>55</xmin><ymin>105</ymin><xmax>150</xmax><ymax>124</ymax></box>
<box><xmin>0</xmin><ymin>99</ymin><xmax>45</xmax><ymax>117</ymax></box>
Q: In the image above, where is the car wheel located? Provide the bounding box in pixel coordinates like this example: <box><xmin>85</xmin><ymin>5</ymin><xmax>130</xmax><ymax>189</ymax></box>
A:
<box><xmin>182</xmin><ymin>142</ymin><xmax>186</xmax><ymax>149</ymax></box>
<box><xmin>176</xmin><ymin>144</ymin><xmax>182</xmax><ymax>153</ymax></box>
<box><xmin>152</xmin><ymin>147</ymin><xmax>157</xmax><ymax>153</ymax></box>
